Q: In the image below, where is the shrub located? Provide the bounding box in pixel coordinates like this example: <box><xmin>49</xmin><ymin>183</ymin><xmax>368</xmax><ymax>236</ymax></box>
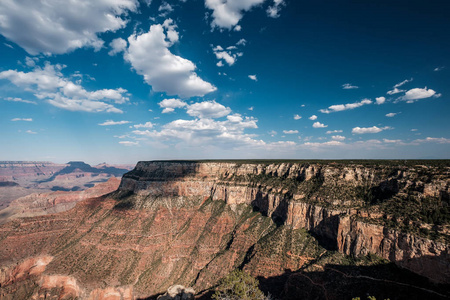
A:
<box><xmin>212</xmin><ymin>269</ymin><xmax>271</xmax><ymax>300</ymax></box>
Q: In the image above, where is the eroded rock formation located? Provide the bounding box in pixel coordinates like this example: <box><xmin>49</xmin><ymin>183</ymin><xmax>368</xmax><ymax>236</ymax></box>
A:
<box><xmin>0</xmin><ymin>161</ymin><xmax>448</xmax><ymax>299</ymax></box>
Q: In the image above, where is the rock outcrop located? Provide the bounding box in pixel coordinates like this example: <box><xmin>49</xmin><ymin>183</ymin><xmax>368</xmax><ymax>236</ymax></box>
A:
<box><xmin>0</xmin><ymin>160</ymin><xmax>448</xmax><ymax>299</ymax></box>
<box><xmin>117</xmin><ymin>161</ymin><xmax>450</xmax><ymax>283</ymax></box>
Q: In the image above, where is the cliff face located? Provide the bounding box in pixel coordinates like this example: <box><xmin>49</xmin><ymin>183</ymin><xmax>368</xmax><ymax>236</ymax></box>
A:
<box><xmin>118</xmin><ymin>161</ymin><xmax>450</xmax><ymax>283</ymax></box>
<box><xmin>0</xmin><ymin>161</ymin><xmax>448</xmax><ymax>299</ymax></box>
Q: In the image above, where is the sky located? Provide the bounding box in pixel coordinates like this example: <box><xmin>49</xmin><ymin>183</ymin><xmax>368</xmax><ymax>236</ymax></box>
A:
<box><xmin>0</xmin><ymin>0</ymin><xmax>449</xmax><ymax>164</ymax></box>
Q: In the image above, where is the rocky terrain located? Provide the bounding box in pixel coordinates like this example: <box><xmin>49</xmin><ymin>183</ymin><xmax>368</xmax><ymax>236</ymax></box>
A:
<box><xmin>0</xmin><ymin>160</ymin><xmax>449</xmax><ymax>299</ymax></box>
<box><xmin>0</xmin><ymin>161</ymin><xmax>133</xmax><ymax>211</ymax></box>
<box><xmin>0</xmin><ymin>177</ymin><xmax>121</xmax><ymax>225</ymax></box>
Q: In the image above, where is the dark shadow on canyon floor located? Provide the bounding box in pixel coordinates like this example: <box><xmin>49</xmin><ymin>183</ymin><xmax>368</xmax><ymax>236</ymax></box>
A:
<box><xmin>257</xmin><ymin>259</ymin><xmax>450</xmax><ymax>300</ymax></box>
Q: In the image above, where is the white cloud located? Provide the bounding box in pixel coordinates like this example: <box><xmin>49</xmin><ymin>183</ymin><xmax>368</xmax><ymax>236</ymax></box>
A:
<box><xmin>309</xmin><ymin>115</ymin><xmax>317</xmax><ymax>120</ymax></box>
<box><xmin>248</xmin><ymin>106</ymin><xmax>254</xmax><ymax>111</ymax></box>
<box><xmin>124</xmin><ymin>22</ymin><xmax>216</xmax><ymax>98</ymax></box>
<box><xmin>132</xmin><ymin>114</ymin><xmax>260</xmax><ymax>149</ymax></box>
<box><xmin>352</xmin><ymin>126</ymin><xmax>392</xmax><ymax>134</ymax></box>
<box><xmin>0</xmin><ymin>0</ymin><xmax>138</xmax><ymax>55</ymax></box>
<box><xmin>4</xmin><ymin>97</ymin><xmax>37</xmax><ymax>104</ymax></box>
<box><xmin>248</xmin><ymin>74</ymin><xmax>257</xmax><ymax>81</ymax></box>
<box><xmin>342</xmin><ymin>83</ymin><xmax>358</xmax><ymax>89</ymax></box>
<box><xmin>397</xmin><ymin>87</ymin><xmax>437</xmax><ymax>103</ymax></box>
<box><xmin>320</xmin><ymin>99</ymin><xmax>372</xmax><ymax>113</ymax></box>
<box><xmin>205</xmin><ymin>0</ymin><xmax>266</xmax><ymax>30</ymax></box>
<box><xmin>387</xmin><ymin>87</ymin><xmax>405</xmax><ymax>95</ymax></box>
<box><xmin>375</xmin><ymin>96</ymin><xmax>385</xmax><ymax>105</ymax></box>
<box><xmin>303</xmin><ymin>141</ymin><xmax>344</xmax><ymax>147</ymax></box>
<box><xmin>3</xmin><ymin>43</ymin><xmax>13</xmax><ymax>49</ymax></box>
<box><xmin>133</xmin><ymin>122</ymin><xmax>154</xmax><ymax>129</ymax></box>
<box><xmin>26</xmin><ymin>130</ymin><xmax>37</xmax><ymax>134</ymax></box>
<box><xmin>11</xmin><ymin>118</ymin><xmax>32</xmax><ymax>122</ymax></box>
<box><xmin>312</xmin><ymin>122</ymin><xmax>327</xmax><ymax>128</ymax></box>
<box><xmin>283</xmin><ymin>130</ymin><xmax>298</xmax><ymax>134</ymax></box>
<box><xmin>414</xmin><ymin>137</ymin><xmax>450</xmax><ymax>144</ymax></box>
<box><xmin>25</xmin><ymin>57</ymin><xmax>38</xmax><ymax>67</ymax></box>
<box><xmin>99</xmin><ymin>120</ymin><xmax>130</xmax><ymax>126</ymax></box>
<box><xmin>212</xmin><ymin>41</ymin><xmax>245</xmax><ymax>67</ymax></box>
<box><xmin>326</xmin><ymin>129</ymin><xmax>342</xmax><ymax>134</ymax></box>
<box><xmin>386</xmin><ymin>78</ymin><xmax>412</xmax><ymax>95</ymax></box>
<box><xmin>385</xmin><ymin>112</ymin><xmax>399</xmax><ymax>117</ymax></box>
<box><xmin>411</xmin><ymin>129</ymin><xmax>418</xmax><ymax>132</ymax></box>
<box><xmin>331</xmin><ymin>135</ymin><xmax>345</xmax><ymax>141</ymax></box>
<box><xmin>108</xmin><ymin>38</ymin><xmax>127</xmax><ymax>56</ymax></box>
<box><xmin>268</xmin><ymin>130</ymin><xmax>277</xmax><ymax>136</ymax></box>
<box><xmin>158</xmin><ymin>1</ymin><xmax>173</xmax><ymax>16</ymax></box>
<box><xmin>266</xmin><ymin>0</ymin><xmax>285</xmax><ymax>18</ymax></box>
<box><xmin>393</xmin><ymin>78</ymin><xmax>413</xmax><ymax>88</ymax></box>
<box><xmin>119</xmin><ymin>141</ymin><xmax>139</xmax><ymax>146</ymax></box>
<box><xmin>186</xmin><ymin>100</ymin><xmax>231</xmax><ymax>119</ymax></box>
<box><xmin>434</xmin><ymin>66</ymin><xmax>444</xmax><ymax>72</ymax></box>
<box><xmin>0</xmin><ymin>63</ymin><xmax>127</xmax><ymax>113</ymax></box>
<box><xmin>383</xmin><ymin>139</ymin><xmax>403</xmax><ymax>144</ymax></box>
<box><xmin>159</xmin><ymin>98</ymin><xmax>187</xmax><ymax>113</ymax></box>
<box><xmin>236</xmin><ymin>39</ymin><xmax>247</xmax><ymax>46</ymax></box>
<box><xmin>293</xmin><ymin>114</ymin><xmax>301</xmax><ymax>120</ymax></box>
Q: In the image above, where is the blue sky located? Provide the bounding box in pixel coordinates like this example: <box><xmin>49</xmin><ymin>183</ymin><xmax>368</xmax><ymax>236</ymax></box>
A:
<box><xmin>0</xmin><ymin>0</ymin><xmax>449</xmax><ymax>164</ymax></box>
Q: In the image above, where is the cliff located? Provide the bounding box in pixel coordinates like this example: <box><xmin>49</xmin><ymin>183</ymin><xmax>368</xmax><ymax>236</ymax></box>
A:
<box><xmin>117</xmin><ymin>161</ymin><xmax>450</xmax><ymax>283</ymax></box>
<box><xmin>0</xmin><ymin>160</ymin><xmax>448</xmax><ymax>299</ymax></box>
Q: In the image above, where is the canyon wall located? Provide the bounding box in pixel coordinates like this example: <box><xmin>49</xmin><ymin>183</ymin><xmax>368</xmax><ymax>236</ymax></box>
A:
<box><xmin>118</xmin><ymin>161</ymin><xmax>450</xmax><ymax>283</ymax></box>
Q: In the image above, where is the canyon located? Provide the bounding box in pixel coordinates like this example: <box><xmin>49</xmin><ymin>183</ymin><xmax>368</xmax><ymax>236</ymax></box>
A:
<box><xmin>0</xmin><ymin>161</ymin><xmax>133</xmax><ymax>210</ymax></box>
<box><xmin>0</xmin><ymin>160</ymin><xmax>449</xmax><ymax>299</ymax></box>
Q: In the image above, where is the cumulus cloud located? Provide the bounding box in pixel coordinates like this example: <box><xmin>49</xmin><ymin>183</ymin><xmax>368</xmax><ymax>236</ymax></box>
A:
<box><xmin>266</xmin><ymin>0</ymin><xmax>285</xmax><ymax>18</ymax></box>
<box><xmin>268</xmin><ymin>130</ymin><xmax>277</xmax><ymax>136</ymax></box>
<box><xmin>212</xmin><ymin>40</ymin><xmax>245</xmax><ymax>67</ymax></box>
<box><xmin>434</xmin><ymin>66</ymin><xmax>444</xmax><ymax>72</ymax></box>
<box><xmin>413</xmin><ymin>137</ymin><xmax>450</xmax><ymax>144</ymax></box>
<box><xmin>205</xmin><ymin>0</ymin><xmax>266</xmax><ymax>30</ymax></box>
<box><xmin>331</xmin><ymin>135</ymin><xmax>345</xmax><ymax>141</ymax></box>
<box><xmin>326</xmin><ymin>129</ymin><xmax>342</xmax><ymax>134</ymax></box>
<box><xmin>312</xmin><ymin>122</ymin><xmax>328</xmax><ymax>128</ymax></box>
<box><xmin>393</xmin><ymin>78</ymin><xmax>413</xmax><ymax>88</ymax></box>
<box><xmin>0</xmin><ymin>63</ymin><xmax>128</xmax><ymax>113</ymax></box>
<box><xmin>309</xmin><ymin>115</ymin><xmax>317</xmax><ymax>120</ymax></box>
<box><xmin>375</xmin><ymin>96</ymin><xmax>385</xmax><ymax>105</ymax></box>
<box><xmin>320</xmin><ymin>99</ymin><xmax>372</xmax><ymax>113</ymax></box>
<box><xmin>99</xmin><ymin>120</ymin><xmax>130</xmax><ymax>126</ymax></box>
<box><xmin>124</xmin><ymin>21</ymin><xmax>216</xmax><ymax>98</ymax></box>
<box><xmin>0</xmin><ymin>0</ymin><xmax>138</xmax><ymax>55</ymax></box>
<box><xmin>342</xmin><ymin>83</ymin><xmax>358</xmax><ymax>89</ymax></box>
<box><xmin>248</xmin><ymin>75</ymin><xmax>257</xmax><ymax>81</ymax></box>
<box><xmin>133</xmin><ymin>122</ymin><xmax>154</xmax><ymax>129</ymax></box>
<box><xmin>387</xmin><ymin>87</ymin><xmax>405</xmax><ymax>95</ymax></box>
<box><xmin>26</xmin><ymin>130</ymin><xmax>37</xmax><ymax>134</ymax></box>
<box><xmin>132</xmin><ymin>114</ymin><xmax>260</xmax><ymax>149</ymax></box>
<box><xmin>385</xmin><ymin>112</ymin><xmax>399</xmax><ymax>117</ymax></box>
<box><xmin>397</xmin><ymin>87</ymin><xmax>438</xmax><ymax>103</ymax></box>
<box><xmin>283</xmin><ymin>130</ymin><xmax>298</xmax><ymax>134</ymax></box>
<box><xmin>303</xmin><ymin>140</ymin><xmax>344</xmax><ymax>147</ymax></box>
<box><xmin>186</xmin><ymin>100</ymin><xmax>231</xmax><ymax>119</ymax></box>
<box><xmin>158</xmin><ymin>1</ymin><xmax>173</xmax><ymax>16</ymax></box>
<box><xmin>11</xmin><ymin>118</ymin><xmax>32</xmax><ymax>121</ymax></box>
<box><xmin>4</xmin><ymin>97</ymin><xmax>37</xmax><ymax>104</ymax></box>
<box><xmin>352</xmin><ymin>126</ymin><xmax>392</xmax><ymax>134</ymax></box>
<box><xmin>293</xmin><ymin>114</ymin><xmax>301</xmax><ymax>120</ymax></box>
<box><xmin>119</xmin><ymin>141</ymin><xmax>139</xmax><ymax>146</ymax></box>
<box><xmin>108</xmin><ymin>38</ymin><xmax>127</xmax><ymax>56</ymax></box>
<box><xmin>158</xmin><ymin>98</ymin><xmax>187</xmax><ymax>113</ymax></box>
<box><xmin>386</xmin><ymin>78</ymin><xmax>413</xmax><ymax>95</ymax></box>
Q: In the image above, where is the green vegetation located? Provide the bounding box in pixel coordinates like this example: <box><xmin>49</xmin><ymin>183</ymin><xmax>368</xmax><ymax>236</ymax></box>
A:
<box><xmin>212</xmin><ymin>269</ymin><xmax>271</xmax><ymax>300</ymax></box>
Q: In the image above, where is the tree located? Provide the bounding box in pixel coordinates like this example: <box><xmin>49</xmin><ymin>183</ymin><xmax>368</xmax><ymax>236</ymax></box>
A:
<box><xmin>212</xmin><ymin>269</ymin><xmax>271</xmax><ymax>300</ymax></box>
